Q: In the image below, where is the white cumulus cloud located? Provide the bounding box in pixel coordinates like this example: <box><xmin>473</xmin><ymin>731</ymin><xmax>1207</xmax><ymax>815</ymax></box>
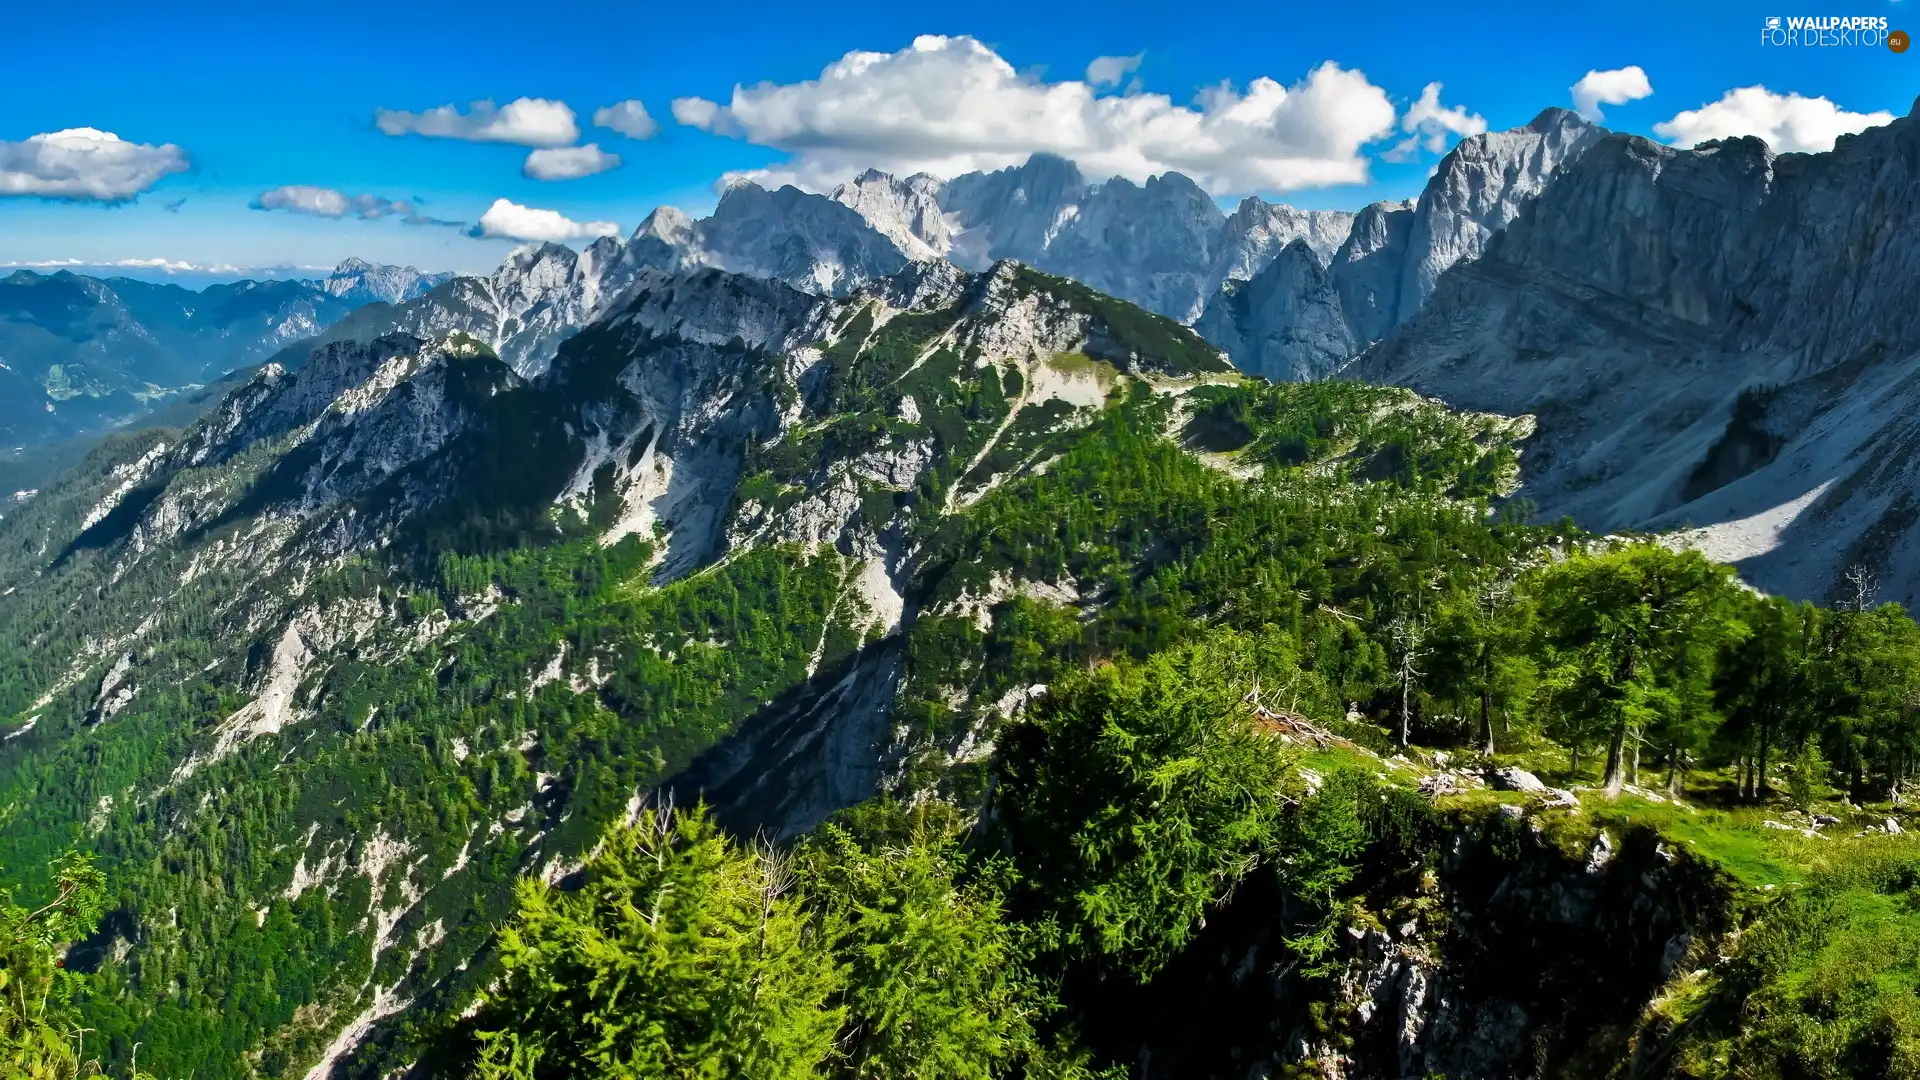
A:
<box><xmin>1384</xmin><ymin>82</ymin><xmax>1486</xmax><ymax>161</ymax></box>
<box><xmin>0</xmin><ymin>128</ymin><xmax>188</xmax><ymax>200</ymax></box>
<box><xmin>1085</xmin><ymin>53</ymin><xmax>1142</xmax><ymax>88</ymax></box>
<box><xmin>523</xmin><ymin>144</ymin><xmax>622</xmax><ymax>180</ymax></box>
<box><xmin>468</xmin><ymin>198</ymin><xmax>619</xmax><ymax>242</ymax></box>
<box><xmin>668</xmin><ymin>34</ymin><xmax>1400</xmax><ymax>194</ymax></box>
<box><xmin>375</xmin><ymin>98</ymin><xmax>580</xmax><ymax>148</ymax></box>
<box><xmin>1570</xmin><ymin>66</ymin><xmax>1653</xmax><ymax>122</ymax></box>
<box><xmin>593</xmin><ymin>100</ymin><xmax>659</xmax><ymax>139</ymax></box>
<box><xmin>1654</xmin><ymin>86</ymin><xmax>1894</xmax><ymax>153</ymax></box>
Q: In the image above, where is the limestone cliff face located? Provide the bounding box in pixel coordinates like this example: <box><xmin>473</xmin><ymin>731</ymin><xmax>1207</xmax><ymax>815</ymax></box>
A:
<box><xmin>1201</xmin><ymin>109</ymin><xmax>1601</xmax><ymax>381</ymax></box>
<box><xmin>1394</xmin><ymin>107</ymin><xmax>1602</xmax><ymax>325</ymax></box>
<box><xmin>1352</xmin><ymin>99</ymin><xmax>1920</xmax><ymax>606</ymax></box>
<box><xmin>1194</xmin><ymin>241</ymin><xmax>1355</xmax><ymax>382</ymax></box>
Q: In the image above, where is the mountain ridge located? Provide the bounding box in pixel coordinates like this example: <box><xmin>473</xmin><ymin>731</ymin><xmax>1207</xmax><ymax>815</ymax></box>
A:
<box><xmin>1351</xmin><ymin>97</ymin><xmax>1920</xmax><ymax>606</ymax></box>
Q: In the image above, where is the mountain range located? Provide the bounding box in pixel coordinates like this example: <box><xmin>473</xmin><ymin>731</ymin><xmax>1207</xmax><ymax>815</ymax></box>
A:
<box><xmin>0</xmin><ymin>259</ymin><xmax>450</xmax><ymax>457</ymax></box>
<box><xmin>27</xmin><ymin>96</ymin><xmax>1920</xmax><ymax>612</ymax></box>
<box><xmin>340</xmin><ymin>98</ymin><xmax>1920</xmax><ymax>609</ymax></box>
<box><xmin>0</xmin><ymin>256</ymin><xmax>1288</xmax><ymax>1076</ymax></box>
<box><xmin>7</xmin><ymin>89</ymin><xmax>1920</xmax><ymax>1079</ymax></box>
<box><xmin>1356</xmin><ymin>94</ymin><xmax>1920</xmax><ymax>609</ymax></box>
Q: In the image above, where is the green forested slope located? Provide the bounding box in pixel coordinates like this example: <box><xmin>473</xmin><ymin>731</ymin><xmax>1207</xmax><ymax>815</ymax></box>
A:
<box><xmin>0</xmin><ymin>263</ymin><xmax>1915</xmax><ymax>1078</ymax></box>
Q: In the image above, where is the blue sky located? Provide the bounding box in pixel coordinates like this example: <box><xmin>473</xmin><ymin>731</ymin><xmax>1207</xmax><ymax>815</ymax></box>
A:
<box><xmin>2</xmin><ymin>0</ymin><xmax>1914</xmax><ymax>280</ymax></box>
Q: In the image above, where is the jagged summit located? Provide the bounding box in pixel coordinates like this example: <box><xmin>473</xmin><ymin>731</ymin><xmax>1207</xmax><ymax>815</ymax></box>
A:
<box><xmin>1198</xmin><ymin>111</ymin><xmax>1606</xmax><ymax>379</ymax></box>
<box><xmin>317</xmin><ymin>257</ymin><xmax>452</xmax><ymax>306</ymax></box>
<box><xmin>1523</xmin><ymin>105</ymin><xmax>1587</xmax><ymax>132</ymax></box>
<box><xmin>1351</xmin><ymin>92</ymin><xmax>1920</xmax><ymax>605</ymax></box>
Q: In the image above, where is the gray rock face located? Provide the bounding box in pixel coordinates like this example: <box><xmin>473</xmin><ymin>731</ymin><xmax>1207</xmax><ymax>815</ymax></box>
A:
<box><xmin>1194</xmin><ymin>240</ymin><xmax>1354</xmax><ymax>381</ymax></box>
<box><xmin>1330</xmin><ymin>199</ymin><xmax>1418</xmax><ymax>345</ymax></box>
<box><xmin>1214</xmin><ymin>197</ymin><xmax>1356</xmax><ymax>281</ymax></box>
<box><xmin>1199</xmin><ymin>110</ymin><xmax>1601</xmax><ymax>382</ymax></box>
<box><xmin>1036</xmin><ymin>170</ymin><xmax>1229</xmax><ymax>323</ymax></box>
<box><xmin>936</xmin><ymin>152</ymin><xmax>1091</xmax><ymax>271</ymax></box>
<box><xmin>305</xmin><ymin>185</ymin><xmax>918</xmax><ymax>379</ymax></box>
<box><xmin>830</xmin><ymin>169</ymin><xmax>951</xmax><ymax>260</ymax></box>
<box><xmin>1395</xmin><ymin>107</ymin><xmax>1602</xmax><ymax>324</ymax></box>
<box><xmin>929</xmin><ymin>155</ymin><xmax>1356</xmax><ymax>323</ymax></box>
<box><xmin>285</xmin><ymin>239</ymin><xmax>650</xmax><ymax>380</ymax></box>
<box><xmin>1352</xmin><ymin>98</ymin><xmax>1920</xmax><ymax>606</ymax></box>
<box><xmin>672</xmin><ymin>181</ymin><xmax>915</xmax><ymax>295</ymax></box>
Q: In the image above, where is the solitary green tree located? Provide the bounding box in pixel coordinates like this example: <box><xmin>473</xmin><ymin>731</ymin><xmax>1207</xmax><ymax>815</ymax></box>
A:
<box><xmin>1425</xmin><ymin>576</ymin><xmax>1536</xmax><ymax>756</ymax></box>
<box><xmin>1532</xmin><ymin>545</ymin><xmax>1746</xmax><ymax>796</ymax></box>
<box><xmin>464</xmin><ymin>805</ymin><xmax>845</xmax><ymax>1079</ymax></box>
<box><xmin>992</xmin><ymin>629</ymin><xmax>1299</xmax><ymax>977</ymax></box>
<box><xmin>797</xmin><ymin>818</ymin><xmax>1035</xmax><ymax>1080</ymax></box>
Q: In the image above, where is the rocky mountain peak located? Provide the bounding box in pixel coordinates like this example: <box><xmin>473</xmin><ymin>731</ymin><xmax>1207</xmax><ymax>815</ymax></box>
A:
<box><xmin>1195</xmin><ymin>239</ymin><xmax>1353</xmax><ymax>382</ymax></box>
<box><xmin>635</xmin><ymin>206</ymin><xmax>696</xmax><ymax>244</ymax></box>
<box><xmin>1523</xmin><ymin>105</ymin><xmax>1586</xmax><ymax>133</ymax></box>
<box><xmin>1395</xmin><ymin>108</ymin><xmax>1604</xmax><ymax>322</ymax></box>
<box><xmin>1201</xmin><ymin>108</ymin><xmax>1608</xmax><ymax>380</ymax></box>
<box><xmin>829</xmin><ymin>169</ymin><xmax>950</xmax><ymax>261</ymax></box>
<box><xmin>1351</xmin><ymin>96</ymin><xmax>1920</xmax><ymax>604</ymax></box>
<box><xmin>319</xmin><ymin>258</ymin><xmax>451</xmax><ymax>306</ymax></box>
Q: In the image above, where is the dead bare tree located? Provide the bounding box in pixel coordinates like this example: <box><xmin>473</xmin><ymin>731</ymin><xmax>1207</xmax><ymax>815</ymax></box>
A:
<box><xmin>1389</xmin><ymin>616</ymin><xmax>1429</xmax><ymax>750</ymax></box>
<box><xmin>1845</xmin><ymin>563</ymin><xmax>1881</xmax><ymax>612</ymax></box>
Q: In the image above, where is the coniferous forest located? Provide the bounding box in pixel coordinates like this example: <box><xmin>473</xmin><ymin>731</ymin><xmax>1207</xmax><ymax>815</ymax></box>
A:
<box><xmin>2</xmin><ymin>265</ymin><xmax>1920</xmax><ymax>1080</ymax></box>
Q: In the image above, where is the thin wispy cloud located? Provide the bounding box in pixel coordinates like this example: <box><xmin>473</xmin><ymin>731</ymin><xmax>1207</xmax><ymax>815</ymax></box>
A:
<box><xmin>251</xmin><ymin>185</ymin><xmax>464</xmax><ymax>227</ymax></box>
<box><xmin>1084</xmin><ymin>53</ymin><xmax>1142</xmax><ymax>88</ymax></box>
<box><xmin>0</xmin><ymin>257</ymin><xmax>250</xmax><ymax>274</ymax></box>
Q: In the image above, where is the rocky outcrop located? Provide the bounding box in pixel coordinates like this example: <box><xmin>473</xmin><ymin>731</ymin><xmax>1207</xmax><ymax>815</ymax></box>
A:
<box><xmin>1352</xmin><ymin>98</ymin><xmax>1920</xmax><ymax>606</ymax></box>
<box><xmin>1091</xmin><ymin>811</ymin><xmax>1734</xmax><ymax>1080</ymax></box>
